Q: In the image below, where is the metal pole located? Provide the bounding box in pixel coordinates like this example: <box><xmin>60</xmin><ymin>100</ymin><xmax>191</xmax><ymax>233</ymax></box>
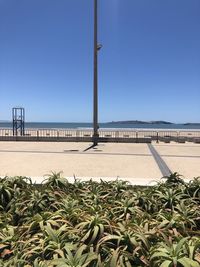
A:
<box><xmin>22</xmin><ymin>108</ymin><xmax>25</xmax><ymax>136</ymax></box>
<box><xmin>12</xmin><ymin>108</ymin><xmax>14</xmax><ymax>136</ymax></box>
<box><xmin>93</xmin><ymin>0</ymin><xmax>99</xmax><ymax>146</ymax></box>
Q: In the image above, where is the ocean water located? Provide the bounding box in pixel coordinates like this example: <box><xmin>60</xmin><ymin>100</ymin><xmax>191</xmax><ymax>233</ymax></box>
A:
<box><xmin>0</xmin><ymin>122</ymin><xmax>200</xmax><ymax>130</ymax></box>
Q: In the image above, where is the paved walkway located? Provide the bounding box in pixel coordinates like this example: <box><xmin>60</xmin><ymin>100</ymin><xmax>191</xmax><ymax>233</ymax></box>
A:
<box><xmin>148</xmin><ymin>144</ymin><xmax>172</xmax><ymax>177</ymax></box>
<box><xmin>0</xmin><ymin>141</ymin><xmax>199</xmax><ymax>184</ymax></box>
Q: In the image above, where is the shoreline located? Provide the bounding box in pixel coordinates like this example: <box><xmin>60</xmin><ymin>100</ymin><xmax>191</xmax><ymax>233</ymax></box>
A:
<box><xmin>1</xmin><ymin>127</ymin><xmax>200</xmax><ymax>131</ymax></box>
<box><xmin>1</xmin><ymin>122</ymin><xmax>200</xmax><ymax>131</ymax></box>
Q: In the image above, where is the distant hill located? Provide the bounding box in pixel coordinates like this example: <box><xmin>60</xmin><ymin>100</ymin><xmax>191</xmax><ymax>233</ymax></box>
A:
<box><xmin>107</xmin><ymin>120</ymin><xmax>174</xmax><ymax>125</ymax></box>
<box><xmin>184</xmin><ymin>123</ymin><xmax>200</xmax><ymax>126</ymax></box>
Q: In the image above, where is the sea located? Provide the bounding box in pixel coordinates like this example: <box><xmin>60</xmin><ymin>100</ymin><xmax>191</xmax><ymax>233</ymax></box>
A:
<box><xmin>0</xmin><ymin>122</ymin><xmax>200</xmax><ymax>130</ymax></box>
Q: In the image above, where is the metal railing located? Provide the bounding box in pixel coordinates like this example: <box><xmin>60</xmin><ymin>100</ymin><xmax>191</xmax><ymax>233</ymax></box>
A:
<box><xmin>0</xmin><ymin>128</ymin><xmax>200</xmax><ymax>143</ymax></box>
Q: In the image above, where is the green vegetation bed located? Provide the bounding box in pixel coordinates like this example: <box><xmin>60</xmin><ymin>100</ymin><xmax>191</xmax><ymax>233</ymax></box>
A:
<box><xmin>0</xmin><ymin>173</ymin><xmax>200</xmax><ymax>267</ymax></box>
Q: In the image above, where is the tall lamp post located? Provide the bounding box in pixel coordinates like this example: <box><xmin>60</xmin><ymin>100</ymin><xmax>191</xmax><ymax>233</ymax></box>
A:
<box><xmin>93</xmin><ymin>0</ymin><xmax>102</xmax><ymax>146</ymax></box>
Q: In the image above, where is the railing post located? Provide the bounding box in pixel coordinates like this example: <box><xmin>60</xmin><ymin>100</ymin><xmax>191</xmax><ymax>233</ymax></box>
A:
<box><xmin>115</xmin><ymin>131</ymin><xmax>119</xmax><ymax>138</ymax></box>
<box><xmin>136</xmin><ymin>131</ymin><xmax>138</xmax><ymax>143</ymax></box>
<box><xmin>156</xmin><ymin>132</ymin><xmax>159</xmax><ymax>143</ymax></box>
<box><xmin>76</xmin><ymin>130</ymin><xmax>80</xmax><ymax>141</ymax></box>
<box><xmin>177</xmin><ymin>131</ymin><xmax>179</xmax><ymax>143</ymax></box>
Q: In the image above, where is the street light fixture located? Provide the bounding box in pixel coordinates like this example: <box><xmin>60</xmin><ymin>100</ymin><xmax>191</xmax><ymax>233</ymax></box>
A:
<box><xmin>92</xmin><ymin>0</ymin><xmax>102</xmax><ymax>146</ymax></box>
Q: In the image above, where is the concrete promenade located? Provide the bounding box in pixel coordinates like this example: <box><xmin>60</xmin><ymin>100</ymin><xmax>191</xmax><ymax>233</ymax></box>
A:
<box><xmin>0</xmin><ymin>141</ymin><xmax>200</xmax><ymax>185</ymax></box>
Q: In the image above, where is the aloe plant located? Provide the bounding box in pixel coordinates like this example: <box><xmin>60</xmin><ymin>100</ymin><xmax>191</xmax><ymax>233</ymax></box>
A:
<box><xmin>162</xmin><ymin>172</ymin><xmax>185</xmax><ymax>185</ymax></box>
<box><xmin>0</xmin><ymin>183</ymin><xmax>13</xmax><ymax>210</ymax></box>
<box><xmin>43</xmin><ymin>172</ymin><xmax>69</xmax><ymax>190</ymax></box>
<box><xmin>150</xmin><ymin>237</ymin><xmax>199</xmax><ymax>267</ymax></box>
<box><xmin>50</xmin><ymin>244</ymin><xmax>97</xmax><ymax>267</ymax></box>
<box><xmin>1</xmin><ymin>173</ymin><xmax>200</xmax><ymax>266</ymax></box>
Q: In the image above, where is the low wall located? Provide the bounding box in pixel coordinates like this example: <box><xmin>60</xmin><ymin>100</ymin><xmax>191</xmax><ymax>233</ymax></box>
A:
<box><xmin>0</xmin><ymin>136</ymin><xmax>152</xmax><ymax>143</ymax></box>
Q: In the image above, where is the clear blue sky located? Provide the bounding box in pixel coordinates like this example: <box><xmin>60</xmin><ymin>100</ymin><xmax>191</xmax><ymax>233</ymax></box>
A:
<box><xmin>0</xmin><ymin>0</ymin><xmax>199</xmax><ymax>123</ymax></box>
